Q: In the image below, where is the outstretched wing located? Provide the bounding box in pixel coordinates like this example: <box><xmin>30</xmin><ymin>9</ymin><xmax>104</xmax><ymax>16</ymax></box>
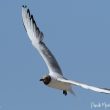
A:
<box><xmin>57</xmin><ymin>78</ymin><xmax>110</xmax><ymax>94</ymax></box>
<box><xmin>22</xmin><ymin>5</ymin><xmax>63</xmax><ymax>75</ymax></box>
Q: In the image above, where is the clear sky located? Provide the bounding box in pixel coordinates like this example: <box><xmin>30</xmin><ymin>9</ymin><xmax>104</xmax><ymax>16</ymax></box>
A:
<box><xmin>0</xmin><ymin>0</ymin><xmax>110</xmax><ymax>110</ymax></box>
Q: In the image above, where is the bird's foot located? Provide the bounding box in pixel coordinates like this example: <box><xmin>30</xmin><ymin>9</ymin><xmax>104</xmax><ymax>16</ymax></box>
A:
<box><xmin>63</xmin><ymin>90</ymin><xmax>67</xmax><ymax>96</ymax></box>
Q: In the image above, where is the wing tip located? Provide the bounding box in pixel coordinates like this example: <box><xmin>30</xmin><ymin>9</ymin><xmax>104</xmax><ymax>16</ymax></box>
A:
<box><xmin>22</xmin><ymin>5</ymin><xmax>27</xmax><ymax>8</ymax></box>
<box><xmin>22</xmin><ymin>5</ymin><xmax>31</xmax><ymax>19</ymax></box>
<box><xmin>22</xmin><ymin>5</ymin><xmax>44</xmax><ymax>42</ymax></box>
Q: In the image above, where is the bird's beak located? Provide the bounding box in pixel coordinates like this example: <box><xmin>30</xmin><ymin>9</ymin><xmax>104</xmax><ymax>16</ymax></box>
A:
<box><xmin>40</xmin><ymin>78</ymin><xmax>44</xmax><ymax>81</ymax></box>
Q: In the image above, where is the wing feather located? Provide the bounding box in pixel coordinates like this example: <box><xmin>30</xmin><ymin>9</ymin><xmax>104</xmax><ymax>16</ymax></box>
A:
<box><xmin>22</xmin><ymin>5</ymin><xmax>63</xmax><ymax>75</ymax></box>
<box><xmin>57</xmin><ymin>78</ymin><xmax>110</xmax><ymax>94</ymax></box>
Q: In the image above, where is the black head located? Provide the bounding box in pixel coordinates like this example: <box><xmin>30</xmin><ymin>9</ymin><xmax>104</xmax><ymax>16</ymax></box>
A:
<box><xmin>40</xmin><ymin>75</ymin><xmax>51</xmax><ymax>85</ymax></box>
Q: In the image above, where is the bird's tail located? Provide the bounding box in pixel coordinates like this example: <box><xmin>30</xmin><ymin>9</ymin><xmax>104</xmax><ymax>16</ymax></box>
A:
<box><xmin>68</xmin><ymin>86</ymin><xmax>76</xmax><ymax>95</ymax></box>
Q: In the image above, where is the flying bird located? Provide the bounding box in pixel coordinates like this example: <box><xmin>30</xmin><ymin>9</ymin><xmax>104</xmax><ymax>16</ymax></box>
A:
<box><xmin>22</xmin><ymin>5</ymin><xmax>110</xmax><ymax>96</ymax></box>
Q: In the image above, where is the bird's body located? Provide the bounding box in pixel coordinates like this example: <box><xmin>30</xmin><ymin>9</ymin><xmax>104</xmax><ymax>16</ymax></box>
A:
<box><xmin>45</xmin><ymin>75</ymin><xmax>73</xmax><ymax>94</ymax></box>
<box><xmin>22</xmin><ymin>5</ymin><xmax>110</xmax><ymax>96</ymax></box>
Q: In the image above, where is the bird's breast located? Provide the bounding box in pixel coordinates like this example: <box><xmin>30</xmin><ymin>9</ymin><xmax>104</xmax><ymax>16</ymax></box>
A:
<box><xmin>47</xmin><ymin>77</ymin><xmax>71</xmax><ymax>91</ymax></box>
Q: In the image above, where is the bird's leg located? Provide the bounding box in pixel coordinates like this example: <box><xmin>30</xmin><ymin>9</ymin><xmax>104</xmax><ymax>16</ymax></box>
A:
<box><xmin>63</xmin><ymin>90</ymin><xmax>67</xmax><ymax>96</ymax></box>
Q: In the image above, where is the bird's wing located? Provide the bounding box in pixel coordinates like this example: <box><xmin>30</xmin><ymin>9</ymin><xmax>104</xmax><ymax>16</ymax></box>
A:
<box><xmin>57</xmin><ymin>78</ymin><xmax>110</xmax><ymax>94</ymax></box>
<box><xmin>22</xmin><ymin>5</ymin><xmax>63</xmax><ymax>76</ymax></box>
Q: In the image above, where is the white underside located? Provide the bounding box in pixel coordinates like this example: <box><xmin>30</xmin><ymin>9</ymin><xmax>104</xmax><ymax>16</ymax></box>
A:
<box><xmin>47</xmin><ymin>77</ymin><xmax>73</xmax><ymax>93</ymax></box>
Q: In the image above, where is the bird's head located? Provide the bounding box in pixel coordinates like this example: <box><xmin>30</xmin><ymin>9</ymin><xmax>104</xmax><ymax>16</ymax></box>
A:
<box><xmin>40</xmin><ymin>75</ymin><xmax>51</xmax><ymax>85</ymax></box>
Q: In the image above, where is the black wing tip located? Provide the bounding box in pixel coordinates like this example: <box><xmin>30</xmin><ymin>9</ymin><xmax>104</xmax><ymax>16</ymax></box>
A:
<box><xmin>22</xmin><ymin>5</ymin><xmax>34</xmax><ymax>22</ymax></box>
<box><xmin>22</xmin><ymin>5</ymin><xmax>27</xmax><ymax>8</ymax></box>
<box><xmin>30</xmin><ymin>14</ymin><xmax>38</xmax><ymax>28</ymax></box>
<box><xmin>22</xmin><ymin>5</ymin><xmax>42</xmax><ymax>36</ymax></box>
<box><xmin>30</xmin><ymin>15</ymin><xmax>33</xmax><ymax>19</ymax></box>
<box><xmin>30</xmin><ymin>15</ymin><xmax>36</xmax><ymax>23</ymax></box>
<box><xmin>22</xmin><ymin>5</ymin><xmax>31</xmax><ymax>17</ymax></box>
<box><xmin>27</xmin><ymin>9</ymin><xmax>30</xmax><ymax>17</ymax></box>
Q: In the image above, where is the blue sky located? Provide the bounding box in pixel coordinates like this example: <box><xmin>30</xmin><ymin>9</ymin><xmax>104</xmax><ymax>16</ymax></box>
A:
<box><xmin>0</xmin><ymin>0</ymin><xmax>110</xmax><ymax>110</ymax></box>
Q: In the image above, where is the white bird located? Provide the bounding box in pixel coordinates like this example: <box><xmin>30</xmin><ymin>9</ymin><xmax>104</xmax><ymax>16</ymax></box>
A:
<box><xmin>22</xmin><ymin>5</ymin><xmax>110</xmax><ymax>95</ymax></box>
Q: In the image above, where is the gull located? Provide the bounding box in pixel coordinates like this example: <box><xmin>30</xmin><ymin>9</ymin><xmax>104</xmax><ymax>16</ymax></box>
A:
<box><xmin>22</xmin><ymin>5</ymin><xmax>110</xmax><ymax>96</ymax></box>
